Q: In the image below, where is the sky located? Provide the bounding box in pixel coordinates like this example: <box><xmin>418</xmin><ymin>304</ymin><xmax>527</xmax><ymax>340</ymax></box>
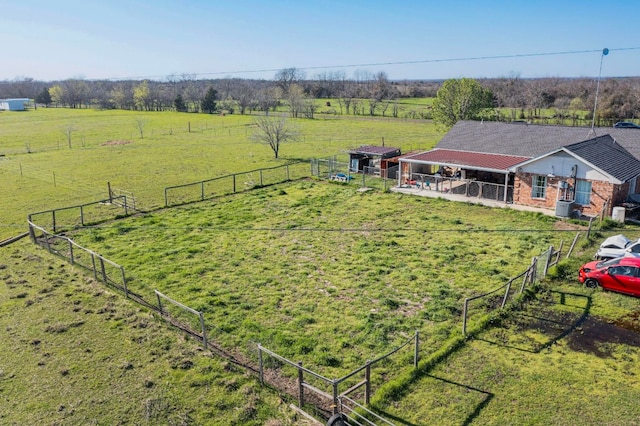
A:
<box><xmin>2</xmin><ymin>0</ymin><xmax>640</xmax><ymax>82</ymax></box>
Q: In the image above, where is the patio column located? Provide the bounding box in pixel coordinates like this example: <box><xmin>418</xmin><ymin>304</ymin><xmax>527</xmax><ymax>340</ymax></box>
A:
<box><xmin>503</xmin><ymin>172</ymin><xmax>509</xmax><ymax>203</ymax></box>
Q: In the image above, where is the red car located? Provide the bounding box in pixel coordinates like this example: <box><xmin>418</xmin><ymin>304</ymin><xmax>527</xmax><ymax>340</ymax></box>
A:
<box><xmin>578</xmin><ymin>257</ymin><xmax>640</xmax><ymax>297</ymax></box>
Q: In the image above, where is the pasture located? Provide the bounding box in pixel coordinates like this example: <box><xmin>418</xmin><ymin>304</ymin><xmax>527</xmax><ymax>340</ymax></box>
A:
<box><xmin>2</xmin><ymin>107</ymin><xmax>640</xmax><ymax>424</ymax></box>
<box><xmin>0</xmin><ymin>108</ymin><xmax>443</xmax><ymax>241</ymax></box>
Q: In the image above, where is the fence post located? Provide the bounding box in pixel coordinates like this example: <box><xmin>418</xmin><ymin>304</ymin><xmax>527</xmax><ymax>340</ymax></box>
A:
<box><xmin>199</xmin><ymin>311</ymin><xmax>207</xmax><ymax>349</ymax></box>
<box><xmin>121</xmin><ymin>267</ymin><xmax>128</xmax><ymax>298</ymax></box>
<box><xmin>258</xmin><ymin>344</ymin><xmax>264</xmax><ymax>384</ymax></box>
<box><xmin>259</xmin><ymin>170</ymin><xmax>263</xmax><ymax>186</ymax></box>
<box><xmin>69</xmin><ymin>240</ymin><xmax>74</xmax><ymax>265</ymax></box>
<box><xmin>298</xmin><ymin>361</ymin><xmax>304</xmax><ymax>408</ymax></box>
<box><xmin>365</xmin><ymin>361</ymin><xmax>371</xmax><ymax>405</ymax></box>
<box><xmin>332</xmin><ymin>380</ymin><xmax>339</xmax><ymax>415</ymax></box>
<box><xmin>567</xmin><ymin>232</ymin><xmax>581</xmax><ymax>259</ymax></box>
<box><xmin>544</xmin><ymin>245</ymin><xmax>554</xmax><ymax>277</ymax></box>
<box><xmin>462</xmin><ymin>298</ymin><xmax>469</xmax><ymax>336</ymax></box>
<box><xmin>80</xmin><ymin>205</ymin><xmax>84</xmax><ymax>226</ymax></box>
<box><xmin>52</xmin><ymin>210</ymin><xmax>57</xmax><ymax>234</ymax></box>
<box><xmin>44</xmin><ymin>231</ymin><xmax>52</xmax><ymax>253</ymax></box>
<box><xmin>201</xmin><ymin>182</ymin><xmax>205</xmax><ymax>201</ymax></box>
<box><xmin>233</xmin><ymin>174</ymin><xmax>236</xmax><ymax>193</ymax></box>
<box><xmin>164</xmin><ymin>188</ymin><xmax>169</xmax><ymax>207</ymax></box>
<box><xmin>156</xmin><ymin>291</ymin><xmax>163</xmax><ymax>313</ymax></box>
<box><xmin>286</xmin><ymin>164</ymin><xmax>290</xmax><ymax>181</ymax></box>
<box><xmin>587</xmin><ymin>217</ymin><xmax>594</xmax><ymax>239</ymax></box>
<box><xmin>100</xmin><ymin>257</ymin><xmax>107</xmax><ymax>284</ymax></box>
<box><xmin>501</xmin><ymin>281</ymin><xmax>512</xmax><ymax>309</ymax></box>
<box><xmin>414</xmin><ymin>330</ymin><xmax>419</xmax><ymax>368</ymax></box>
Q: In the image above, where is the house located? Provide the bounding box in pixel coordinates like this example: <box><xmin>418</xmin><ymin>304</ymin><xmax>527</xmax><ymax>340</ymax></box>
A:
<box><xmin>348</xmin><ymin>145</ymin><xmax>401</xmax><ymax>178</ymax></box>
<box><xmin>0</xmin><ymin>98</ymin><xmax>32</xmax><ymax>111</ymax></box>
<box><xmin>398</xmin><ymin>121</ymin><xmax>640</xmax><ymax>217</ymax></box>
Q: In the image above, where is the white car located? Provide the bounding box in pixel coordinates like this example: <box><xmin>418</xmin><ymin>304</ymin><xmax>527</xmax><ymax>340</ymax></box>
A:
<box><xmin>595</xmin><ymin>234</ymin><xmax>640</xmax><ymax>260</ymax></box>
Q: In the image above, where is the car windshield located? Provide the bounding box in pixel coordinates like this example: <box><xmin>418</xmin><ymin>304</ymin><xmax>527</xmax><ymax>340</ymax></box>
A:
<box><xmin>596</xmin><ymin>258</ymin><xmax>622</xmax><ymax>268</ymax></box>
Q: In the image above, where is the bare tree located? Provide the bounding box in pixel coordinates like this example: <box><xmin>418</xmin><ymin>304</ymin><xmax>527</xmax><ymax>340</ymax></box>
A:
<box><xmin>250</xmin><ymin>115</ymin><xmax>300</xmax><ymax>159</ymax></box>
<box><xmin>135</xmin><ymin>118</ymin><xmax>147</xmax><ymax>139</ymax></box>
<box><xmin>64</xmin><ymin>124</ymin><xmax>74</xmax><ymax>148</ymax></box>
<box><xmin>274</xmin><ymin>67</ymin><xmax>306</xmax><ymax>94</ymax></box>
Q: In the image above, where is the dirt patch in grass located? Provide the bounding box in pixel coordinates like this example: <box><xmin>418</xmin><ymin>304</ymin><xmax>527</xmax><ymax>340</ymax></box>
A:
<box><xmin>566</xmin><ymin>315</ymin><xmax>640</xmax><ymax>357</ymax></box>
<box><xmin>101</xmin><ymin>140</ymin><xmax>132</xmax><ymax>146</ymax></box>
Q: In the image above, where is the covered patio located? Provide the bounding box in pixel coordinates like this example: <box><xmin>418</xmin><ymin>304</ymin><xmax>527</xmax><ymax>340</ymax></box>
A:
<box><xmin>398</xmin><ymin>149</ymin><xmax>531</xmax><ymax>204</ymax></box>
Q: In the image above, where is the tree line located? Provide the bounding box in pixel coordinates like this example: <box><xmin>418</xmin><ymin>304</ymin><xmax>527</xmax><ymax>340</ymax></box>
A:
<box><xmin>1</xmin><ymin>69</ymin><xmax>639</xmax><ymax>123</ymax></box>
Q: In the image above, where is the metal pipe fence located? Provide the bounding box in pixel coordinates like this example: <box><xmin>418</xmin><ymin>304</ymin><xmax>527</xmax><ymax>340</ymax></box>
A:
<box><xmin>462</xmin><ymin>243</ymin><xmax>563</xmax><ymax>336</ymax></box>
<box><xmin>28</xmin><ymin>196</ymin><xmax>130</xmax><ymax>234</ymax></box>
<box><xmin>164</xmin><ymin>162</ymin><xmax>309</xmax><ymax>207</ymax></box>
<box><xmin>258</xmin><ymin>331</ymin><xmax>417</xmax><ymax>420</ymax></box>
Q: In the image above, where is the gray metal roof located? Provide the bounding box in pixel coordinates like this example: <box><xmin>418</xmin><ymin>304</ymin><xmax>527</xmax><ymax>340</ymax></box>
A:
<box><xmin>436</xmin><ymin>120</ymin><xmax>640</xmax><ymax>161</ymax></box>
<box><xmin>563</xmin><ymin>135</ymin><xmax>640</xmax><ymax>182</ymax></box>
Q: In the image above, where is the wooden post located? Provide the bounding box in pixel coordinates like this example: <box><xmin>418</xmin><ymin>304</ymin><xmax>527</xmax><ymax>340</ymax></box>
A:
<box><xmin>298</xmin><ymin>361</ymin><xmax>304</xmax><ymax>408</ymax></box>
<box><xmin>587</xmin><ymin>217</ymin><xmax>594</xmax><ymax>239</ymax></box>
<box><xmin>69</xmin><ymin>241</ymin><xmax>74</xmax><ymax>265</ymax></box>
<box><xmin>501</xmin><ymin>281</ymin><xmax>512</xmax><ymax>309</ymax></box>
<box><xmin>544</xmin><ymin>245</ymin><xmax>554</xmax><ymax>277</ymax></box>
<box><xmin>80</xmin><ymin>205</ymin><xmax>84</xmax><ymax>226</ymax></box>
<box><xmin>259</xmin><ymin>170</ymin><xmax>263</xmax><ymax>186</ymax></box>
<box><xmin>164</xmin><ymin>188</ymin><xmax>169</xmax><ymax>207</ymax></box>
<box><xmin>188</xmin><ymin>121</ymin><xmax>191</xmax><ymax>133</ymax></box>
<box><xmin>201</xmin><ymin>182</ymin><xmax>205</xmax><ymax>201</ymax></box>
<box><xmin>52</xmin><ymin>210</ymin><xmax>56</xmax><ymax>234</ymax></box>
<box><xmin>567</xmin><ymin>232</ymin><xmax>581</xmax><ymax>259</ymax></box>
<box><xmin>332</xmin><ymin>380</ymin><xmax>339</xmax><ymax>415</ymax></box>
<box><xmin>108</xmin><ymin>182</ymin><xmax>113</xmax><ymax>203</ymax></box>
<box><xmin>233</xmin><ymin>174</ymin><xmax>236</xmax><ymax>193</ymax></box>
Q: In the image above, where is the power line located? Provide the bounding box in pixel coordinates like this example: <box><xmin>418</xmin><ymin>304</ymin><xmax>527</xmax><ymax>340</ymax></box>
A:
<box><xmin>3</xmin><ymin>47</ymin><xmax>639</xmax><ymax>83</ymax></box>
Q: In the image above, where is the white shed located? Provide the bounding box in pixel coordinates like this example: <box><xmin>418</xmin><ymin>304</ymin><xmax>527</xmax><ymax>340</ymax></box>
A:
<box><xmin>0</xmin><ymin>98</ymin><xmax>32</xmax><ymax>111</ymax></box>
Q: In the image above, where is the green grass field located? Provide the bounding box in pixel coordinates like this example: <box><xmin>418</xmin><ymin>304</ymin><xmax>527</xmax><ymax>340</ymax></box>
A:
<box><xmin>0</xmin><ymin>108</ymin><xmax>443</xmax><ymax>241</ymax></box>
<box><xmin>2</xmin><ymin>107</ymin><xmax>640</xmax><ymax>424</ymax></box>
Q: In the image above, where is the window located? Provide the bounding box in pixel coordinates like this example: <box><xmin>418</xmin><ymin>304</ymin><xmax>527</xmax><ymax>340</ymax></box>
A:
<box><xmin>574</xmin><ymin>180</ymin><xmax>592</xmax><ymax>205</ymax></box>
<box><xmin>532</xmin><ymin>175</ymin><xmax>547</xmax><ymax>199</ymax></box>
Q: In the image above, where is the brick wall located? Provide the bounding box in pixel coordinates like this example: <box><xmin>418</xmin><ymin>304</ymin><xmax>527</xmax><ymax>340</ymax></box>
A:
<box><xmin>514</xmin><ymin>173</ymin><xmax>619</xmax><ymax>216</ymax></box>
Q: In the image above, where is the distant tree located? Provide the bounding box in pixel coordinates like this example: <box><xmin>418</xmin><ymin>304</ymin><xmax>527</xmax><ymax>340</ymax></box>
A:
<box><xmin>256</xmin><ymin>86</ymin><xmax>281</xmax><ymax>115</ymax></box>
<box><xmin>250</xmin><ymin>115</ymin><xmax>300</xmax><ymax>159</ymax></box>
<box><xmin>433</xmin><ymin>78</ymin><xmax>493</xmax><ymax>127</ymax></box>
<box><xmin>133</xmin><ymin>80</ymin><xmax>150</xmax><ymax>111</ymax></box>
<box><xmin>174</xmin><ymin>94</ymin><xmax>187</xmax><ymax>112</ymax></box>
<box><xmin>35</xmin><ymin>87</ymin><xmax>52</xmax><ymax>106</ymax></box>
<box><xmin>275</xmin><ymin>67</ymin><xmax>306</xmax><ymax>94</ymax></box>
<box><xmin>218</xmin><ymin>96</ymin><xmax>237</xmax><ymax>114</ymax></box>
<box><xmin>201</xmin><ymin>87</ymin><xmax>218</xmax><ymax>113</ymax></box>
<box><xmin>287</xmin><ymin>84</ymin><xmax>305</xmax><ymax>118</ymax></box>
<box><xmin>49</xmin><ymin>85</ymin><xmax>64</xmax><ymax>106</ymax></box>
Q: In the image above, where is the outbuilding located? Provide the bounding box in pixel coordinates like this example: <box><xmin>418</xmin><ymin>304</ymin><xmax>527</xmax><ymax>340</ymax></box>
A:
<box><xmin>0</xmin><ymin>98</ymin><xmax>32</xmax><ymax>111</ymax></box>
